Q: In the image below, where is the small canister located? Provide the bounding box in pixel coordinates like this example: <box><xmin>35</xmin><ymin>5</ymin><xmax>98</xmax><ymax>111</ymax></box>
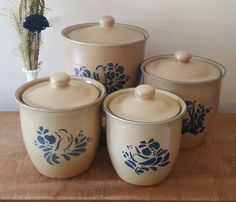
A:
<box><xmin>62</xmin><ymin>16</ymin><xmax>149</xmax><ymax>94</ymax></box>
<box><xmin>103</xmin><ymin>85</ymin><xmax>186</xmax><ymax>186</ymax></box>
<box><xmin>141</xmin><ymin>50</ymin><xmax>226</xmax><ymax>148</ymax></box>
<box><xmin>15</xmin><ymin>73</ymin><xmax>106</xmax><ymax>178</ymax></box>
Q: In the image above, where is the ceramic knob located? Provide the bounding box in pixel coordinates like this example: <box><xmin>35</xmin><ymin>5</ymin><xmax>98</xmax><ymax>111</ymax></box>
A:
<box><xmin>135</xmin><ymin>85</ymin><xmax>155</xmax><ymax>100</ymax></box>
<box><xmin>50</xmin><ymin>73</ymin><xmax>70</xmax><ymax>88</ymax></box>
<box><xmin>99</xmin><ymin>16</ymin><xmax>115</xmax><ymax>27</ymax></box>
<box><xmin>175</xmin><ymin>50</ymin><xmax>192</xmax><ymax>63</ymax></box>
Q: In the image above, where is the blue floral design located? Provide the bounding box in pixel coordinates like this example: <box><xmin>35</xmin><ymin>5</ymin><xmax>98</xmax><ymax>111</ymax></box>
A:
<box><xmin>122</xmin><ymin>138</ymin><xmax>170</xmax><ymax>175</ymax></box>
<box><xmin>95</xmin><ymin>63</ymin><xmax>131</xmax><ymax>94</ymax></box>
<box><xmin>74</xmin><ymin>63</ymin><xmax>131</xmax><ymax>94</ymax></box>
<box><xmin>23</xmin><ymin>14</ymin><xmax>50</xmax><ymax>33</ymax></box>
<box><xmin>34</xmin><ymin>127</ymin><xmax>90</xmax><ymax>165</ymax></box>
<box><xmin>182</xmin><ymin>100</ymin><xmax>212</xmax><ymax>135</ymax></box>
<box><xmin>74</xmin><ymin>65</ymin><xmax>91</xmax><ymax>78</ymax></box>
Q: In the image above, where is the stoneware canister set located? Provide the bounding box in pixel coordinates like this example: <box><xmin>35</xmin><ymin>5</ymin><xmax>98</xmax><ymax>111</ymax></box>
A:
<box><xmin>15</xmin><ymin>16</ymin><xmax>226</xmax><ymax>186</ymax></box>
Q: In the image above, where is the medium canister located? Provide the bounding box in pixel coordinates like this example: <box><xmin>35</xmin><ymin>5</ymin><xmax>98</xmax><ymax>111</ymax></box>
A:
<box><xmin>15</xmin><ymin>73</ymin><xmax>106</xmax><ymax>178</ymax></box>
<box><xmin>141</xmin><ymin>50</ymin><xmax>226</xmax><ymax>148</ymax></box>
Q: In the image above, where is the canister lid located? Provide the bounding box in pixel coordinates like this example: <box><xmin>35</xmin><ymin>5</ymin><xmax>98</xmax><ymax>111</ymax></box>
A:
<box><xmin>68</xmin><ymin>16</ymin><xmax>145</xmax><ymax>44</ymax></box>
<box><xmin>145</xmin><ymin>50</ymin><xmax>221</xmax><ymax>82</ymax></box>
<box><xmin>22</xmin><ymin>73</ymin><xmax>99</xmax><ymax>109</ymax></box>
<box><xmin>109</xmin><ymin>85</ymin><xmax>180</xmax><ymax>122</ymax></box>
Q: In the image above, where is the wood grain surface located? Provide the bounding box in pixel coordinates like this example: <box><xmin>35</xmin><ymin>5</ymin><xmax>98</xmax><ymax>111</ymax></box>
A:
<box><xmin>0</xmin><ymin>112</ymin><xmax>235</xmax><ymax>202</ymax></box>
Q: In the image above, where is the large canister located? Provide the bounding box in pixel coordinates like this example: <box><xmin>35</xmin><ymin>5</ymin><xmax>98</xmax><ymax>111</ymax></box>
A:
<box><xmin>62</xmin><ymin>16</ymin><xmax>149</xmax><ymax>94</ymax></box>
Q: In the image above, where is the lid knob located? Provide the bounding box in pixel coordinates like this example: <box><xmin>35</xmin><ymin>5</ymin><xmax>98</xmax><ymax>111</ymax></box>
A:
<box><xmin>175</xmin><ymin>50</ymin><xmax>192</xmax><ymax>63</ymax></box>
<box><xmin>135</xmin><ymin>85</ymin><xmax>155</xmax><ymax>100</ymax></box>
<box><xmin>99</xmin><ymin>16</ymin><xmax>115</xmax><ymax>27</ymax></box>
<box><xmin>50</xmin><ymin>73</ymin><xmax>70</xmax><ymax>88</ymax></box>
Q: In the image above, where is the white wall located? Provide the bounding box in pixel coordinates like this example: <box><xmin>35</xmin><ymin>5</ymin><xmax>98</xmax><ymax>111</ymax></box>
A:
<box><xmin>0</xmin><ymin>0</ymin><xmax>235</xmax><ymax>112</ymax></box>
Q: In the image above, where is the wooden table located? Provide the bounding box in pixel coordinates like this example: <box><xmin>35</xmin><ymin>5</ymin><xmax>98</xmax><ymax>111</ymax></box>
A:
<box><xmin>0</xmin><ymin>112</ymin><xmax>235</xmax><ymax>202</ymax></box>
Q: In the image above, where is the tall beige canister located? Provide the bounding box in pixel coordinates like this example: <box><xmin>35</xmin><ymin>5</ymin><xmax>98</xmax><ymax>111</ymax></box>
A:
<box><xmin>62</xmin><ymin>16</ymin><xmax>149</xmax><ymax>94</ymax></box>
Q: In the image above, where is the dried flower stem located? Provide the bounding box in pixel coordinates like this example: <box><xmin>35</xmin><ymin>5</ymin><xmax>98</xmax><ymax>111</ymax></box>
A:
<box><xmin>9</xmin><ymin>0</ymin><xmax>46</xmax><ymax>70</ymax></box>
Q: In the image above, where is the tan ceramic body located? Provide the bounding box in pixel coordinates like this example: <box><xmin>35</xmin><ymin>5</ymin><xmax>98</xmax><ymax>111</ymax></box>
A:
<box><xmin>103</xmin><ymin>89</ymin><xmax>186</xmax><ymax>186</ymax></box>
<box><xmin>62</xmin><ymin>24</ymin><xmax>148</xmax><ymax>92</ymax></box>
<box><xmin>141</xmin><ymin>56</ymin><xmax>226</xmax><ymax>148</ymax></box>
<box><xmin>16</xmin><ymin>77</ymin><xmax>106</xmax><ymax>178</ymax></box>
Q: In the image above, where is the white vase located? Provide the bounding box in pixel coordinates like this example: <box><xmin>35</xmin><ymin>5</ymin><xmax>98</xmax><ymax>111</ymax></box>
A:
<box><xmin>23</xmin><ymin>68</ymin><xmax>40</xmax><ymax>82</ymax></box>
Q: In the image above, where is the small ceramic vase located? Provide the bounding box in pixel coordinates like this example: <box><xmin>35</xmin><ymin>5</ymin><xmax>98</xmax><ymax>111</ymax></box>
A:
<box><xmin>15</xmin><ymin>73</ymin><xmax>106</xmax><ymax>178</ymax></box>
<box><xmin>103</xmin><ymin>85</ymin><xmax>186</xmax><ymax>186</ymax></box>
<box><xmin>23</xmin><ymin>68</ymin><xmax>41</xmax><ymax>82</ymax></box>
<box><xmin>141</xmin><ymin>50</ymin><xmax>226</xmax><ymax>148</ymax></box>
<box><xmin>62</xmin><ymin>16</ymin><xmax>149</xmax><ymax>94</ymax></box>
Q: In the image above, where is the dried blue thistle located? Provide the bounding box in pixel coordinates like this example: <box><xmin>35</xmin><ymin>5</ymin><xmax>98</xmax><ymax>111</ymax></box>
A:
<box><xmin>23</xmin><ymin>14</ymin><xmax>50</xmax><ymax>33</ymax></box>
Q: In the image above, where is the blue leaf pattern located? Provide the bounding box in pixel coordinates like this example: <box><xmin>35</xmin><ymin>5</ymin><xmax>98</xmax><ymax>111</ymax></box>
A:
<box><xmin>182</xmin><ymin>100</ymin><xmax>212</xmax><ymax>135</ymax></box>
<box><xmin>74</xmin><ymin>63</ymin><xmax>131</xmax><ymax>94</ymax></box>
<box><xmin>34</xmin><ymin>127</ymin><xmax>91</xmax><ymax>165</ymax></box>
<box><xmin>74</xmin><ymin>66</ymin><xmax>91</xmax><ymax>78</ymax></box>
<box><xmin>122</xmin><ymin>139</ymin><xmax>170</xmax><ymax>175</ymax></box>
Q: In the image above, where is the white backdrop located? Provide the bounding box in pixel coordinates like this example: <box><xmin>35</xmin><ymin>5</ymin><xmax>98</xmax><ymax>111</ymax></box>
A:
<box><xmin>0</xmin><ymin>0</ymin><xmax>235</xmax><ymax>112</ymax></box>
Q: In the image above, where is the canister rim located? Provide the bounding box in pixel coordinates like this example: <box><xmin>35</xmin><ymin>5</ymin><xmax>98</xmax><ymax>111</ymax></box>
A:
<box><xmin>140</xmin><ymin>54</ymin><xmax>226</xmax><ymax>85</ymax></box>
<box><xmin>103</xmin><ymin>88</ymin><xmax>186</xmax><ymax>125</ymax></box>
<box><xmin>15</xmin><ymin>76</ymin><xmax>106</xmax><ymax>113</ymax></box>
<box><xmin>62</xmin><ymin>23</ymin><xmax>149</xmax><ymax>47</ymax></box>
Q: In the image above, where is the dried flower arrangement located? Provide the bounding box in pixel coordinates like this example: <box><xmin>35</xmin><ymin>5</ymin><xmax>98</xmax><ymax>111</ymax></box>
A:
<box><xmin>8</xmin><ymin>0</ymin><xmax>49</xmax><ymax>71</ymax></box>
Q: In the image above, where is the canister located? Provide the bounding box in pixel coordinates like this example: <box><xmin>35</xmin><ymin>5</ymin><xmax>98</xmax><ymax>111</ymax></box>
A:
<box><xmin>103</xmin><ymin>84</ymin><xmax>186</xmax><ymax>185</ymax></box>
<box><xmin>62</xmin><ymin>16</ymin><xmax>149</xmax><ymax>94</ymax></box>
<box><xmin>15</xmin><ymin>73</ymin><xmax>106</xmax><ymax>178</ymax></box>
<box><xmin>141</xmin><ymin>50</ymin><xmax>226</xmax><ymax>148</ymax></box>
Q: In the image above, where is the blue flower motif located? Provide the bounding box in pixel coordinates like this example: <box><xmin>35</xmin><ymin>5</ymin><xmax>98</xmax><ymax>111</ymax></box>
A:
<box><xmin>34</xmin><ymin>127</ymin><xmax>90</xmax><ymax>165</ymax></box>
<box><xmin>74</xmin><ymin>63</ymin><xmax>131</xmax><ymax>94</ymax></box>
<box><xmin>45</xmin><ymin>135</ymin><xmax>56</xmax><ymax>144</ymax></box>
<box><xmin>96</xmin><ymin>63</ymin><xmax>131</xmax><ymax>94</ymax></box>
<box><xmin>74</xmin><ymin>66</ymin><xmax>91</xmax><ymax>78</ymax></box>
<box><xmin>122</xmin><ymin>138</ymin><xmax>170</xmax><ymax>175</ymax></box>
<box><xmin>182</xmin><ymin>100</ymin><xmax>212</xmax><ymax>135</ymax></box>
<box><xmin>23</xmin><ymin>14</ymin><xmax>50</xmax><ymax>33</ymax></box>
